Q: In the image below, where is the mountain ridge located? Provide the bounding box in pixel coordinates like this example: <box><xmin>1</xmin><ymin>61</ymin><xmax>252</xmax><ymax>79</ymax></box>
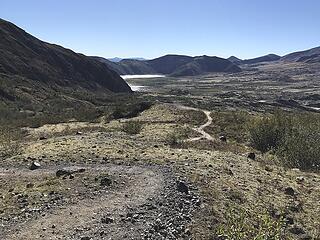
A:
<box><xmin>95</xmin><ymin>54</ymin><xmax>242</xmax><ymax>76</ymax></box>
<box><xmin>0</xmin><ymin>18</ymin><xmax>131</xmax><ymax>93</ymax></box>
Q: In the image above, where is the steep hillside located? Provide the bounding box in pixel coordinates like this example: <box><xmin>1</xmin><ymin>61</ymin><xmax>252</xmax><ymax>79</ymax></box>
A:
<box><xmin>281</xmin><ymin>46</ymin><xmax>320</xmax><ymax>63</ymax></box>
<box><xmin>0</xmin><ymin>18</ymin><xmax>131</xmax><ymax>93</ymax></box>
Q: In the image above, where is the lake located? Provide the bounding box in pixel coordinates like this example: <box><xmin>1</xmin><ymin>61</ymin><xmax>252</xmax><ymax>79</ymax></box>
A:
<box><xmin>121</xmin><ymin>74</ymin><xmax>165</xmax><ymax>91</ymax></box>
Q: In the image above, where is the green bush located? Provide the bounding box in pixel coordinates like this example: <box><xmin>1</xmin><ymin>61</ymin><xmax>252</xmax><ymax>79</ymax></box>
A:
<box><xmin>0</xmin><ymin>127</ymin><xmax>22</xmax><ymax>158</ymax></box>
<box><xmin>166</xmin><ymin>127</ymin><xmax>191</xmax><ymax>147</ymax></box>
<box><xmin>248</xmin><ymin>111</ymin><xmax>291</xmax><ymax>153</ymax></box>
<box><xmin>278</xmin><ymin>116</ymin><xmax>320</xmax><ymax>171</ymax></box>
<box><xmin>122</xmin><ymin>121</ymin><xmax>143</xmax><ymax>135</ymax></box>
<box><xmin>215</xmin><ymin>207</ymin><xmax>288</xmax><ymax>240</ymax></box>
<box><xmin>166</xmin><ymin>132</ymin><xmax>182</xmax><ymax>146</ymax></box>
<box><xmin>249</xmin><ymin>111</ymin><xmax>320</xmax><ymax>171</ymax></box>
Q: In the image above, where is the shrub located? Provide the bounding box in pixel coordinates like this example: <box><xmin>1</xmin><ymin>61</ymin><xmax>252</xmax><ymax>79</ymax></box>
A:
<box><xmin>215</xmin><ymin>207</ymin><xmax>288</xmax><ymax>240</ymax></box>
<box><xmin>208</xmin><ymin>111</ymin><xmax>252</xmax><ymax>143</ymax></box>
<box><xmin>248</xmin><ymin>111</ymin><xmax>292</xmax><ymax>153</ymax></box>
<box><xmin>278</xmin><ymin>116</ymin><xmax>320</xmax><ymax>171</ymax></box>
<box><xmin>122</xmin><ymin>121</ymin><xmax>143</xmax><ymax>135</ymax></box>
<box><xmin>249</xmin><ymin>111</ymin><xmax>320</xmax><ymax>171</ymax></box>
<box><xmin>0</xmin><ymin>127</ymin><xmax>22</xmax><ymax>158</ymax></box>
<box><xmin>166</xmin><ymin>127</ymin><xmax>190</xmax><ymax>146</ymax></box>
<box><xmin>166</xmin><ymin>132</ymin><xmax>182</xmax><ymax>146</ymax></box>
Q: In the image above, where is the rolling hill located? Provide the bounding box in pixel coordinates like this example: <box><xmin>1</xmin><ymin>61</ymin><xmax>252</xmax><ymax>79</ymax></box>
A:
<box><xmin>95</xmin><ymin>54</ymin><xmax>241</xmax><ymax>76</ymax></box>
<box><xmin>281</xmin><ymin>46</ymin><xmax>320</xmax><ymax>63</ymax></box>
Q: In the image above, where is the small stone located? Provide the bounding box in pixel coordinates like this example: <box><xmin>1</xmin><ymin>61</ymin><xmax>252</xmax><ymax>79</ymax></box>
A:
<box><xmin>101</xmin><ymin>216</ymin><xmax>114</xmax><ymax>224</ymax></box>
<box><xmin>100</xmin><ymin>177</ymin><xmax>112</xmax><ymax>186</ymax></box>
<box><xmin>219</xmin><ymin>135</ymin><xmax>227</xmax><ymax>142</ymax></box>
<box><xmin>285</xmin><ymin>216</ymin><xmax>294</xmax><ymax>225</ymax></box>
<box><xmin>289</xmin><ymin>225</ymin><xmax>305</xmax><ymax>235</ymax></box>
<box><xmin>76</xmin><ymin>131</ymin><xmax>83</xmax><ymax>135</ymax></box>
<box><xmin>284</xmin><ymin>187</ymin><xmax>295</xmax><ymax>196</ymax></box>
<box><xmin>265</xmin><ymin>166</ymin><xmax>273</xmax><ymax>172</ymax></box>
<box><xmin>247</xmin><ymin>152</ymin><xmax>256</xmax><ymax>160</ymax></box>
<box><xmin>26</xmin><ymin>183</ymin><xmax>34</xmax><ymax>188</ymax></box>
<box><xmin>81</xmin><ymin>237</ymin><xmax>91</xmax><ymax>240</ymax></box>
<box><xmin>177</xmin><ymin>181</ymin><xmax>189</xmax><ymax>194</ymax></box>
<box><xmin>296</xmin><ymin>176</ymin><xmax>305</xmax><ymax>183</ymax></box>
<box><xmin>29</xmin><ymin>161</ymin><xmax>41</xmax><ymax>170</ymax></box>
<box><xmin>56</xmin><ymin>169</ymin><xmax>71</xmax><ymax>177</ymax></box>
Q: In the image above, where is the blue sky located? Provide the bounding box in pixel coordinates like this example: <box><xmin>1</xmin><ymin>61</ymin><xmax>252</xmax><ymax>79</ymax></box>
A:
<box><xmin>1</xmin><ymin>0</ymin><xmax>319</xmax><ymax>59</ymax></box>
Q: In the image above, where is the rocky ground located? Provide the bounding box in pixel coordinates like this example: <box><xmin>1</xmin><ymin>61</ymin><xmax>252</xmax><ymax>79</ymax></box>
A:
<box><xmin>0</xmin><ymin>103</ymin><xmax>320</xmax><ymax>239</ymax></box>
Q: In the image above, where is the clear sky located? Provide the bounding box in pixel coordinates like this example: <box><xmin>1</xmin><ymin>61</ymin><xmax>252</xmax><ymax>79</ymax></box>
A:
<box><xmin>1</xmin><ymin>0</ymin><xmax>319</xmax><ymax>59</ymax></box>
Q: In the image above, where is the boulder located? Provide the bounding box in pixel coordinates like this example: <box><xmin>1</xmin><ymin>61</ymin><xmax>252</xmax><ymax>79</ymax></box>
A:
<box><xmin>29</xmin><ymin>161</ymin><xmax>41</xmax><ymax>170</ymax></box>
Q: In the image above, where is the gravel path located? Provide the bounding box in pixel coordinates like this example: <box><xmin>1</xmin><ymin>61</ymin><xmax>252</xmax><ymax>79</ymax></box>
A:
<box><xmin>0</xmin><ymin>163</ymin><xmax>200</xmax><ymax>240</ymax></box>
<box><xmin>173</xmin><ymin>104</ymin><xmax>214</xmax><ymax>141</ymax></box>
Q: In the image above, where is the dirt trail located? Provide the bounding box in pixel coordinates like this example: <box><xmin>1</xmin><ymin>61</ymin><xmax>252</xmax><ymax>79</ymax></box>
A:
<box><xmin>1</xmin><ymin>165</ymin><xmax>165</xmax><ymax>240</ymax></box>
<box><xmin>173</xmin><ymin>104</ymin><xmax>214</xmax><ymax>141</ymax></box>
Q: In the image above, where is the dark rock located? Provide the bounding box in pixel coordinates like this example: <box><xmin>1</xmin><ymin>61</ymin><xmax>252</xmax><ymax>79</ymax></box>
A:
<box><xmin>26</xmin><ymin>183</ymin><xmax>34</xmax><ymax>188</ymax></box>
<box><xmin>296</xmin><ymin>176</ymin><xmax>305</xmax><ymax>183</ymax></box>
<box><xmin>101</xmin><ymin>216</ymin><xmax>114</xmax><ymax>224</ymax></box>
<box><xmin>247</xmin><ymin>152</ymin><xmax>256</xmax><ymax>160</ymax></box>
<box><xmin>29</xmin><ymin>161</ymin><xmax>41</xmax><ymax>170</ymax></box>
<box><xmin>177</xmin><ymin>181</ymin><xmax>189</xmax><ymax>194</ymax></box>
<box><xmin>56</xmin><ymin>169</ymin><xmax>72</xmax><ymax>177</ymax></box>
<box><xmin>100</xmin><ymin>177</ymin><xmax>112</xmax><ymax>186</ymax></box>
<box><xmin>289</xmin><ymin>225</ymin><xmax>305</xmax><ymax>235</ymax></box>
<box><xmin>289</xmin><ymin>201</ymin><xmax>303</xmax><ymax>212</ymax></box>
<box><xmin>284</xmin><ymin>187</ymin><xmax>295</xmax><ymax>196</ymax></box>
<box><xmin>81</xmin><ymin>237</ymin><xmax>91</xmax><ymax>240</ymax></box>
<box><xmin>219</xmin><ymin>135</ymin><xmax>227</xmax><ymax>142</ymax></box>
<box><xmin>56</xmin><ymin>168</ymin><xmax>86</xmax><ymax>177</ymax></box>
<box><xmin>285</xmin><ymin>216</ymin><xmax>294</xmax><ymax>225</ymax></box>
<box><xmin>265</xmin><ymin>166</ymin><xmax>273</xmax><ymax>172</ymax></box>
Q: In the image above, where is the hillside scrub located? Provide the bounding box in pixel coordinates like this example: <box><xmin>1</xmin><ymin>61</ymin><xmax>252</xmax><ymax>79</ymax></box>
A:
<box><xmin>249</xmin><ymin>111</ymin><xmax>320</xmax><ymax>171</ymax></box>
<box><xmin>122</xmin><ymin>121</ymin><xmax>144</xmax><ymax>135</ymax></box>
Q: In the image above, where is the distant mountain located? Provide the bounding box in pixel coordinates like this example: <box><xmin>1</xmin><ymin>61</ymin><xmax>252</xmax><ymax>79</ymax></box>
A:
<box><xmin>281</xmin><ymin>46</ymin><xmax>320</xmax><ymax>63</ymax></box>
<box><xmin>108</xmin><ymin>57</ymin><xmax>146</xmax><ymax>62</ymax></box>
<box><xmin>241</xmin><ymin>54</ymin><xmax>281</xmax><ymax>65</ymax></box>
<box><xmin>165</xmin><ymin>55</ymin><xmax>242</xmax><ymax>77</ymax></box>
<box><xmin>228</xmin><ymin>56</ymin><xmax>243</xmax><ymax>65</ymax></box>
<box><xmin>96</xmin><ymin>54</ymin><xmax>241</xmax><ymax>76</ymax></box>
<box><xmin>0</xmin><ymin>18</ymin><xmax>131</xmax><ymax>94</ymax></box>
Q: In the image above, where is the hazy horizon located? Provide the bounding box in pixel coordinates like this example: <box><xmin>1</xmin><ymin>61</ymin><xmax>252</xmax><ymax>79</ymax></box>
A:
<box><xmin>1</xmin><ymin>0</ymin><xmax>319</xmax><ymax>59</ymax></box>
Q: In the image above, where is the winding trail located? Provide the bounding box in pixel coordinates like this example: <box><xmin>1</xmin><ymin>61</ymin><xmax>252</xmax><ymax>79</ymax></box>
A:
<box><xmin>173</xmin><ymin>104</ymin><xmax>214</xmax><ymax>141</ymax></box>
